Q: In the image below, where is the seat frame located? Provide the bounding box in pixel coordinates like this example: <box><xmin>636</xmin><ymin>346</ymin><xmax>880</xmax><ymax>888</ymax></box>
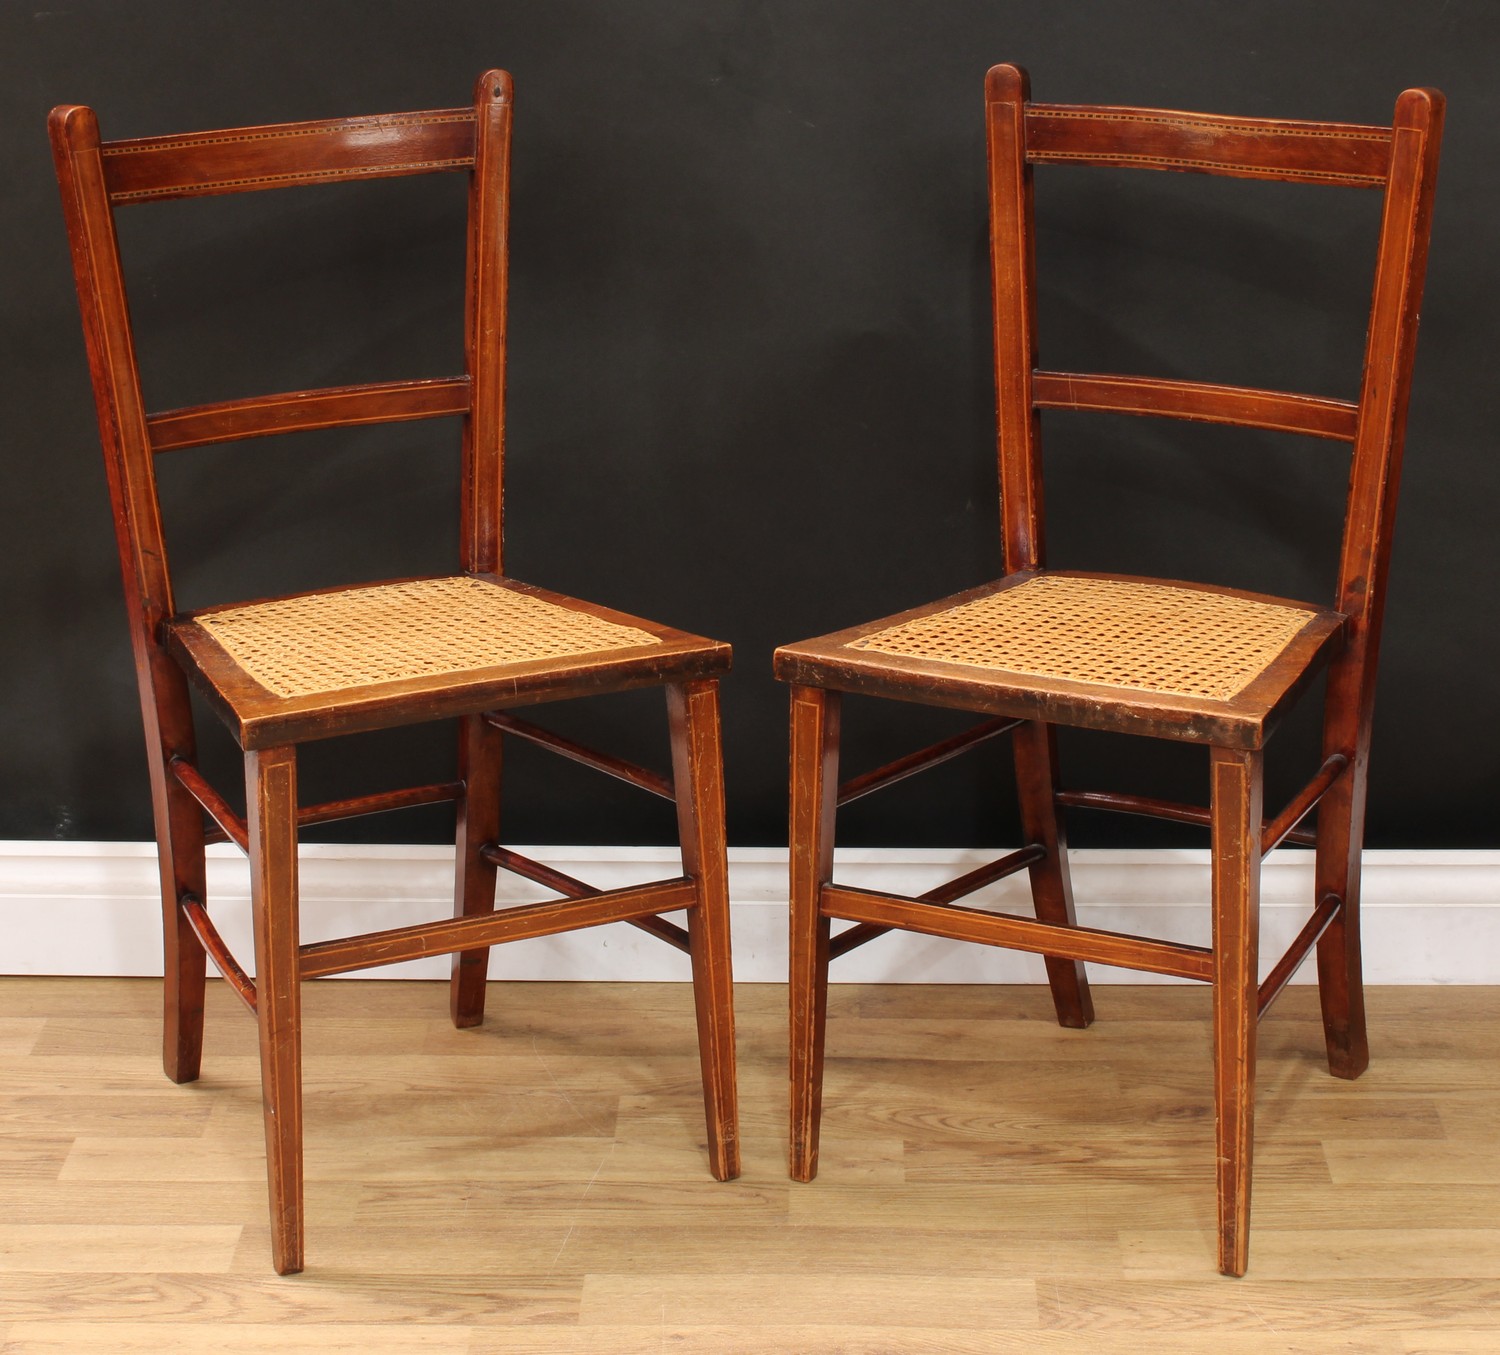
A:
<box><xmin>51</xmin><ymin>70</ymin><xmax>740</xmax><ymax>1275</ymax></box>
<box><xmin>776</xmin><ymin>64</ymin><xmax>1443</xmax><ymax>1276</ymax></box>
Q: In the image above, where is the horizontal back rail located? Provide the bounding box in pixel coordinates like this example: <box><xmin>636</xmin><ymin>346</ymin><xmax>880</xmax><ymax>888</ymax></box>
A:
<box><xmin>1024</xmin><ymin>102</ymin><xmax>1393</xmax><ymax>187</ymax></box>
<box><xmin>1031</xmin><ymin>372</ymin><xmax>1359</xmax><ymax>442</ymax></box>
<box><xmin>147</xmin><ymin>378</ymin><xmax>471</xmax><ymax>452</ymax></box>
<box><xmin>101</xmin><ymin>108</ymin><xmax>477</xmax><ymax>204</ymax></box>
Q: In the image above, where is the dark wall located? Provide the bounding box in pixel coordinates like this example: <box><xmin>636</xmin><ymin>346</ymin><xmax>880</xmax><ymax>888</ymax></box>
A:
<box><xmin>4</xmin><ymin>1</ymin><xmax>1496</xmax><ymax>849</ymax></box>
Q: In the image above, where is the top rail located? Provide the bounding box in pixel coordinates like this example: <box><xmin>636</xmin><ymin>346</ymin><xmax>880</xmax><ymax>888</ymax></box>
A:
<box><xmin>101</xmin><ymin>107</ymin><xmax>478</xmax><ymax>204</ymax></box>
<box><xmin>1023</xmin><ymin>102</ymin><xmax>1392</xmax><ymax>187</ymax></box>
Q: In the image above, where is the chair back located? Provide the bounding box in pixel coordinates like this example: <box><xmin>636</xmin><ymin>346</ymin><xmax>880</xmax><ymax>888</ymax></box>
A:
<box><xmin>49</xmin><ymin>72</ymin><xmax>514</xmax><ymax>690</ymax></box>
<box><xmin>985</xmin><ymin>64</ymin><xmax>1444</xmax><ymax>731</ymax></box>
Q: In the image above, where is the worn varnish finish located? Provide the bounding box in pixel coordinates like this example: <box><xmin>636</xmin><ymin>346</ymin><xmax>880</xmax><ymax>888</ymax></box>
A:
<box><xmin>774</xmin><ymin>65</ymin><xmax>1444</xmax><ymax>1275</ymax></box>
<box><xmin>50</xmin><ymin>71</ymin><xmax>739</xmax><ymax>1273</ymax></box>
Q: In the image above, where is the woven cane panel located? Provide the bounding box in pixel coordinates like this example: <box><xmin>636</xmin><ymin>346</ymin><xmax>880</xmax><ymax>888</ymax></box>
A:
<box><xmin>849</xmin><ymin>575</ymin><xmax>1313</xmax><ymax>702</ymax></box>
<box><xmin>194</xmin><ymin>576</ymin><xmax>660</xmax><ymax>699</ymax></box>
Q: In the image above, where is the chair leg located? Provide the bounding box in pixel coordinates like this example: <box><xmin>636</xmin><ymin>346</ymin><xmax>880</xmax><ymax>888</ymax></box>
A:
<box><xmin>450</xmin><ymin>712</ymin><xmax>502</xmax><ymax>1029</ymax></box>
<box><xmin>144</xmin><ymin>670</ymin><xmax>209</xmax><ymax>1085</ymax></box>
<box><xmin>1209</xmin><ymin>745</ymin><xmax>1263</xmax><ymax>1278</ymax></box>
<box><xmin>150</xmin><ymin>755</ymin><xmax>209</xmax><ymax>1084</ymax></box>
<box><xmin>1012</xmin><ymin>720</ymin><xmax>1094</xmax><ymax>1029</ymax></box>
<box><xmin>788</xmin><ymin>685</ymin><xmax>839</xmax><ymax>1183</ymax></box>
<box><xmin>668</xmin><ymin>680</ymin><xmax>741</xmax><ymax>1182</ymax></box>
<box><xmin>1314</xmin><ymin>747</ymin><xmax>1371</xmax><ymax>1081</ymax></box>
<box><xmin>246</xmin><ymin>744</ymin><xmax>305</xmax><ymax>1276</ymax></box>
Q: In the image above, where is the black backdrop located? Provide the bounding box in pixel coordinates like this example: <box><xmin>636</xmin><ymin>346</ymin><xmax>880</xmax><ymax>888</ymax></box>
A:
<box><xmin>4</xmin><ymin>1</ymin><xmax>1496</xmax><ymax>850</ymax></box>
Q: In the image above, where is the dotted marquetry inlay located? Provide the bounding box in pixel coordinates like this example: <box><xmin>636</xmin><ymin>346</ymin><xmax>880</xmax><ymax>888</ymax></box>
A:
<box><xmin>194</xmin><ymin>576</ymin><xmax>660</xmax><ymax>699</ymax></box>
<box><xmin>849</xmin><ymin>575</ymin><xmax>1314</xmax><ymax>702</ymax></box>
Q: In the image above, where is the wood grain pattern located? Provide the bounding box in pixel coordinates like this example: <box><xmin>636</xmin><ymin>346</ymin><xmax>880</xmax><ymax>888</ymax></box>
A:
<box><xmin>3</xmin><ymin>978</ymin><xmax>1498</xmax><ymax>1351</ymax></box>
<box><xmin>669</xmin><ymin>680</ymin><xmax>742</xmax><ymax>1182</ymax></box>
<box><xmin>146</xmin><ymin>378</ymin><xmax>471</xmax><ymax>453</ymax></box>
<box><xmin>1023</xmin><ymin>100</ymin><xmax>1393</xmax><ymax>185</ymax></box>
<box><xmin>449</xmin><ymin>713</ymin><xmax>501</xmax><ymax>1027</ymax></box>
<box><xmin>1031</xmin><ymin>371</ymin><xmax>1359</xmax><ymax>441</ymax></box>
<box><xmin>99</xmin><ymin>106</ymin><xmax>479</xmax><ymax>203</ymax></box>
<box><xmin>788</xmin><ymin>686</ymin><xmax>839</xmax><ymax>1182</ymax></box>
<box><xmin>244</xmin><ymin>745</ymin><xmax>303</xmax><ymax>1275</ymax></box>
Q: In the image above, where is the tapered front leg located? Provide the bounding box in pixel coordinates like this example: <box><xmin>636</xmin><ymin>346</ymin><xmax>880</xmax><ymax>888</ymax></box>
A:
<box><xmin>788</xmin><ymin>685</ymin><xmax>839</xmax><ymax>1182</ymax></box>
<box><xmin>451</xmin><ymin>713</ymin><xmax>503</xmax><ymax>1028</ymax></box>
<box><xmin>1210</xmin><ymin>745</ymin><xmax>1264</xmax><ymax>1278</ymax></box>
<box><xmin>668</xmin><ymin>680</ymin><xmax>740</xmax><ymax>1181</ymax></box>
<box><xmin>1012</xmin><ymin>720</ymin><xmax>1094</xmax><ymax>1028</ymax></box>
<box><xmin>246</xmin><ymin>744</ymin><xmax>304</xmax><ymax>1276</ymax></box>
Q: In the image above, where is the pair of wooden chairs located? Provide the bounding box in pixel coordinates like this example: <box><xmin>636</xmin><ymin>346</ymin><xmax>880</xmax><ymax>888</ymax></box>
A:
<box><xmin>52</xmin><ymin>67</ymin><xmax>1442</xmax><ymax>1278</ymax></box>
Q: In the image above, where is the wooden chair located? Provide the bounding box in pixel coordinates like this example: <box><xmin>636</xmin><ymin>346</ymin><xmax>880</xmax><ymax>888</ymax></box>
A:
<box><xmin>50</xmin><ymin>71</ymin><xmax>740</xmax><ymax>1275</ymax></box>
<box><xmin>776</xmin><ymin>65</ymin><xmax>1443</xmax><ymax>1276</ymax></box>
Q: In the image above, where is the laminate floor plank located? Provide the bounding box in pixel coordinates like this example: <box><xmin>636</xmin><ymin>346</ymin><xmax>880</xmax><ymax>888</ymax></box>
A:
<box><xmin>0</xmin><ymin>977</ymin><xmax>1496</xmax><ymax>1352</ymax></box>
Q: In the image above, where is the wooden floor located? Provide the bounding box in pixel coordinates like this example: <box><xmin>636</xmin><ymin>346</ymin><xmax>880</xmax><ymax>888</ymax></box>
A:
<box><xmin>1</xmin><ymin>977</ymin><xmax>1497</xmax><ymax>1352</ymax></box>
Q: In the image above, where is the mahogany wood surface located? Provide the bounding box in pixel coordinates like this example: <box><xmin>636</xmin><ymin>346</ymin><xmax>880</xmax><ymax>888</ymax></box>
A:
<box><xmin>1053</xmin><ymin>788</ymin><xmax>1319</xmax><ymax>851</ymax></box>
<box><xmin>774</xmin><ymin>64</ymin><xmax>1444</xmax><ymax>1276</ymax></box>
<box><xmin>1030</xmin><ymin>372</ymin><xmax>1359</xmax><ymax>442</ymax></box>
<box><xmin>449</xmin><ymin>713</ymin><xmax>501</xmax><ymax>1029</ymax></box>
<box><xmin>179</xmin><ymin>896</ymin><xmax>257</xmax><ymax>1014</ymax></box>
<box><xmin>50</xmin><ymin>69</ymin><xmax>741</xmax><ymax>1272</ymax></box>
<box><xmin>788</xmin><ymin>686</ymin><xmax>839</xmax><ymax>1183</ymax></box>
<box><xmin>1210</xmin><ymin>747</ymin><xmax>1264</xmax><ymax>1276</ymax></box>
<box><xmin>479</xmin><ymin>844</ymin><xmax>693</xmax><ymax>953</ymax></box>
<box><xmin>99</xmin><ymin>104</ymin><xmax>480</xmax><ymax>203</ymax></box>
<box><xmin>485</xmin><ymin>711</ymin><xmax>677</xmax><ymax>801</ymax></box>
<box><xmin>836</xmin><ymin>715</ymin><xmax>1021</xmax><ymax>807</ymax></box>
<box><xmin>146</xmin><ymin>377</ymin><xmax>472</xmax><ymax>453</ymax></box>
<box><xmin>669</xmin><ymin>679</ymin><xmax>742</xmax><ymax>1182</ymax></box>
<box><xmin>1022</xmin><ymin>100</ymin><xmax>1393</xmax><ymax>185</ymax></box>
<box><xmin>299</xmin><ymin>879</ymin><xmax>698</xmax><ymax>981</ymax></box>
<box><xmin>1257</xmin><ymin>894</ymin><xmax>1342</xmax><ymax>1020</ymax></box>
<box><xmin>826</xmin><ymin>845</ymin><xmax>1046</xmax><ymax>960</ymax></box>
<box><xmin>245</xmin><ymin>743</ymin><xmax>304</xmax><ymax>1276</ymax></box>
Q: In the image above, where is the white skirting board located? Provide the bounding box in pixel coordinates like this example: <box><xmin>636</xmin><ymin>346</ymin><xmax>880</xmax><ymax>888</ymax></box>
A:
<box><xmin>2</xmin><ymin>840</ymin><xmax>1496</xmax><ymax>984</ymax></box>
